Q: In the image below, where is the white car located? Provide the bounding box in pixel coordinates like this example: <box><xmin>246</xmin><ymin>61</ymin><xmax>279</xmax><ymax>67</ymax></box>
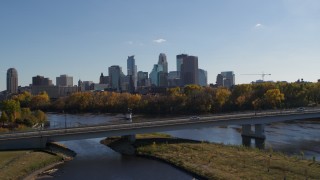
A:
<box><xmin>296</xmin><ymin>107</ymin><xmax>305</xmax><ymax>112</ymax></box>
<box><xmin>190</xmin><ymin>116</ymin><xmax>200</xmax><ymax>120</ymax></box>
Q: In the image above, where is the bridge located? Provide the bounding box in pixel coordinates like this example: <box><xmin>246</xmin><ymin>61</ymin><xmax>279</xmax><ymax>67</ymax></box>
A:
<box><xmin>0</xmin><ymin>108</ymin><xmax>320</xmax><ymax>150</ymax></box>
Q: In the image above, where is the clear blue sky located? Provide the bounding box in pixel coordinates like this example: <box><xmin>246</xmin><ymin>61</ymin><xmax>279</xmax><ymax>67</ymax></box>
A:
<box><xmin>1</xmin><ymin>0</ymin><xmax>320</xmax><ymax>91</ymax></box>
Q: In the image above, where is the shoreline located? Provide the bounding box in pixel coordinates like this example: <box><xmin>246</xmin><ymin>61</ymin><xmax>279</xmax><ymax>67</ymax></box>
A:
<box><xmin>24</xmin><ymin>143</ymin><xmax>76</xmax><ymax>180</ymax></box>
<box><xmin>101</xmin><ymin>134</ymin><xmax>320</xmax><ymax>179</ymax></box>
<box><xmin>100</xmin><ymin>136</ymin><xmax>206</xmax><ymax>179</ymax></box>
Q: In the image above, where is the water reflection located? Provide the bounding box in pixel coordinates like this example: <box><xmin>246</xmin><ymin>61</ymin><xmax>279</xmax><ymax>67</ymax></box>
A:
<box><xmin>44</xmin><ymin>114</ymin><xmax>320</xmax><ymax>179</ymax></box>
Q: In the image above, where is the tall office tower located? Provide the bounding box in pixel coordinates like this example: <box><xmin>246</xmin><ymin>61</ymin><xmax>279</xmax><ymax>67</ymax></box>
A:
<box><xmin>181</xmin><ymin>55</ymin><xmax>199</xmax><ymax>86</ymax></box>
<box><xmin>176</xmin><ymin>54</ymin><xmax>188</xmax><ymax>73</ymax></box>
<box><xmin>216</xmin><ymin>74</ymin><xmax>224</xmax><ymax>87</ymax></box>
<box><xmin>6</xmin><ymin>68</ymin><xmax>18</xmax><ymax>94</ymax></box>
<box><xmin>168</xmin><ymin>71</ymin><xmax>180</xmax><ymax>87</ymax></box>
<box><xmin>108</xmin><ymin>65</ymin><xmax>123</xmax><ymax>91</ymax></box>
<box><xmin>137</xmin><ymin>71</ymin><xmax>149</xmax><ymax>87</ymax></box>
<box><xmin>158</xmin><ymin>53</ymin><xmax>168</xmax><ymax>73</ymax></box>
<box><xmin>198</xmin><ymin>69</ymin><xmax>208</xmax><ymax>86</ymax></box>
<box><xmin>56</xmin><ymin>74</ymin><xmax>73</xmax><ymax>87</ymax></box>
<box><xmin>127</xmin><ymin>55</ymin><xmax>137</xmax><ymax>90</ymax></box>
<box><xmin>32</xmin><ymin>75</ymin><xmax>53</xmax><ymax>86</ymax></box>
<box><xmin>217</xmin><ymin>71</ymin><xmax>235</xmax><ymax>88</ymax></box>
<box><xmin>149</xmin><ymin>64</ymin><xmax>163</xmax><ymax>86</ymax></box>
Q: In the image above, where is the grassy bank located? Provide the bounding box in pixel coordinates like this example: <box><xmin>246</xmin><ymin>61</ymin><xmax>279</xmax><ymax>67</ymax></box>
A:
<box><xmin>0</xmin><ymin>150</ymin><xmax>64</xmax><ymax>180</ymax></box>
<box><xmin>103</xmin><ymin>134</ymin><xmax>320</xmax><ymax>179</ymax></box>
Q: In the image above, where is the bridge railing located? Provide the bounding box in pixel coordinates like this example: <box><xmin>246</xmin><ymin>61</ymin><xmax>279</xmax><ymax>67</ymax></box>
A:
<box><xmin>1</xmin><ymin>108</ymin><xmax>320</xmax><ymax>140</ymax></box>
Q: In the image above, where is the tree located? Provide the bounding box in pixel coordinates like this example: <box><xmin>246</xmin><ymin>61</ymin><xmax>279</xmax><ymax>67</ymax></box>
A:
<box><xmin>0</xmin><ymin>111</ymin><xmax>8</xmax><ymax>126</ymax></box>
<box><xmin>212</xmin><ymin>87</ymin><xmax>231</xmax><ymax>112</ymax></box>
<box><xmin>33</xmin><ymin>110</ymin><xmax>47</xmax><ymax>124</ymax></box>
<box><xmin>12</xmin><ymin>91</ymin><xmax>32</xmax><ymax>107</ymax></box>
<box><xmin>264</xmin><ymin>89</ymin><xmax>285</xmax><ymax>109</ymax></box>
<box><xmin>30</xmin><ymin>92</ymin><xmax>50</xmax><ymax>110</ymax></box>
<box><xmin>1</xmin><ymin>99</ymin><xmax>21</xmax><ymax>123</ymax></box>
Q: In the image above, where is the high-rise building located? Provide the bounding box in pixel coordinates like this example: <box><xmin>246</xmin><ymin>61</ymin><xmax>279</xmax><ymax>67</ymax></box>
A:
<box><xmin>216</xmin><ymin>71</ymin><xmax>235</xmax><ymax>88</ymax></box>
<box><xmin>56</xmin><ymin>74</ymin><xmax>73</xmax><ymax>87</ymax></box>
<box><xmin>198</xmin><ymin>69</ymin><xmax>208</xmax><ymax>86</ymax></box>
<box><xmin>137</xmin><ymin>71</ymin><xmax>149</xmax><ymax>87</ymax></box>
<box><xmin>32</xmin><ymin>75</ymin><xmax>53</xmax><ymax>86</ymax></box>
<box><xmin>109</xmin><ymin>65</ymin><xmax>123</xmax><ymax>91</ymax></box>
<box><xmin>176</xmin><ymin>54</ymin><xmax>188</xmax><ymax>73</ymax></box>
<box><xmin>158</xmin><ymin>53</ymin><xmax>168</xmax><ymax>73</ymax></box>
<box><xmin>127</xmin><ymin>56</ymin><xmax>137</xmax><ymax>90</ymax></box>
<box><xmin>168</xmin><ymin>71</ymin><xmax>180</xmax><ymax>87</ymax></box>
<box><xmin>149</xmin><ymin>64</ymin><xmax>163</xmax><ymax>86</ymax></box>
<box><xmin>6</xmin><ymin>68</ymin><xmax>18</xmax><ymax>94</ymax></box>
<box><xmin>181</xmin><ymin>55</ymin><xmax>199</xmax><ymax>86</ymax></box>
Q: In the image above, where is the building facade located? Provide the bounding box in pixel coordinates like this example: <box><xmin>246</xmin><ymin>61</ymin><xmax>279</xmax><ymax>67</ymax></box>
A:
<box><xmin>198</xmin><ymin>69</ymin><xmax>208</xmax><ymax>86</ymax></box>
<box><xmin>216</xmin><ymin>71</ymin><xmax>235</xmax><ymax>88</ymax></box>
<box><xmin>137</xmin><ymin>71</ymin><xmax>149</xmax><ymax>87</ymax></box>
<box><xmin>127</xmin><ymin>56</ymin><xmax>137</xmax><ymax>90</ymax></box>
<box><xmin>32</xmin><ymin>75</ymin><xmax>53</xmax><ymax>86</ymax></box>
<box><xmin>6</xmin><ymin>68</ymin><xmax>18</xmax><ymax>94</ymax></box>
<box><xmin>56</xmin><ymin>74</ymin><xmax>73</xmax><ymax>87</ymax></box>
<box><xmin>108</xmin><ymin>65</ymin><xmax>124</xmax><ymax>91</ymax></box>
<box><xmin>149</xmin><ymin>64</ymin><xmax>163</xmax><ymax>86</ymax></box>
<box><xmin>158</xmin><ymin>53</ymin><xmax>168</xmax><ymax>73</ymax></box>
<box><xmin>176</xmin><ymin>54</ymin><xmax>188</xmax><ymax>73</ymax></box>
<box><xmin>181</xmin><ymin>55</ymin><xmax>199</xmax><ymax>86</ymax></box>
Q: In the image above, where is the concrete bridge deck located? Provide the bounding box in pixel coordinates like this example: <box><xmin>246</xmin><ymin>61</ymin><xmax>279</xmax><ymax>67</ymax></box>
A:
<box><xmin>0</xmin><ymin>108</ymin><xmax>320</xmax><ymax>150</ymax></box>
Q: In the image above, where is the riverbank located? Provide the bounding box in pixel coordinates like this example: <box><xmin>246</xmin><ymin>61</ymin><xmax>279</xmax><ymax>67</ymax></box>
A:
<box><xmin>102</xmin><ymin>134</ymin><xmax>320</xmax><ymax>179</ymax></box>
<box><xmin>0</xmin><ymin>143</ymin><xmax>75</xmax><ymax>180</ymax></box>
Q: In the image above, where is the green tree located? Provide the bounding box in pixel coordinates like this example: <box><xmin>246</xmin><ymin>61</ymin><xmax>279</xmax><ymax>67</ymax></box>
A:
<box><xmin>0</xmin><ymin>111</ymin><xmax>9</xmax><ymax>126</ymax></box>
<box><xmin>1</xmin><ymin>99</ymin><xmax>21</xmax><ymax>123</ymax></box>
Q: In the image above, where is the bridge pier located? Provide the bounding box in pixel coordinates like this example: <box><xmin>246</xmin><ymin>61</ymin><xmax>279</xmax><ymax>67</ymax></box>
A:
<box><xmin>241</xmin><ymin>124</ymin><xmax>265</xmax><ymax>139</ymax></box>
<box><xmin>241</xmin><ymin>124</ymin><xmax>265</xmax><ymax>149</ymax></box>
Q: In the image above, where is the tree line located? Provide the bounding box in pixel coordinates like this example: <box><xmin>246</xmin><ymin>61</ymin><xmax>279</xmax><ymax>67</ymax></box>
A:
<box><xmin>3</xmin><ymin>82</ymin><xmax>318</xmax><ymax>115</ymax></box>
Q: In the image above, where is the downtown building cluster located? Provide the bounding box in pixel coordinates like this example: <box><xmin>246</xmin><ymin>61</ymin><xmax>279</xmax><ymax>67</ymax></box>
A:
<box><xmin>85</xmin><ymin>53</ymin><xmax>209</xmax><ymax>94</ymax></box>
<box><xmin>2</xmin><ymin>53</ymin><xmax>236</xmax><ymax>99</ymax></box>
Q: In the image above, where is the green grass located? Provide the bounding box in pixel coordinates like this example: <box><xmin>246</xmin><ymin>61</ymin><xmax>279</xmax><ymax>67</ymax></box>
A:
<box><xmin>0</xmin><ymin>150</ymin><xmax>63</xmax><ymax>180</ymax></box>
<box><xmin>133</xmin><ymin>134</ymin><xmax>320</xmax><ymax>180</ymax></box>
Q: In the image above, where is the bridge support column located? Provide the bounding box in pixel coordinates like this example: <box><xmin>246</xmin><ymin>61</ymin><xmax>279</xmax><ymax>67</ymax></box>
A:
<box><xmin>241</xmin><ymin>124</ymin><xmax>265</xmax><ymax>149</ymax></box>
<box><xmin>254</xmin><ymin>124</ymin><xmax>265</xmax><ymax>139</ymax></box>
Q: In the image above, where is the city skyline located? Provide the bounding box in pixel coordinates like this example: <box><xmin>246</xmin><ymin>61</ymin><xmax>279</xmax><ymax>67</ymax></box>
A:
<box><xmin>1</xmin><ymin>1</ymin><xmax>320</xmax><ymax>91</ymax></box>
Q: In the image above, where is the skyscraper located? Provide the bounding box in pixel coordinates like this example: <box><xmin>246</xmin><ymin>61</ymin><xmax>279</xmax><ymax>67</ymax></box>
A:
<box><xmin>56</xmin><ymin>74</ymin><xmax>73</xmax><ymax>87</ymax></box>
<box><xmin>176</xmin><ymin>54</ymin><xmax>188</xmax><ymax>73</ymax></box>
<box><xmin>181</xmin><ymin>55</ymin><xmax>199</xmax><ymax>86</ymax></box>
<box><xmin>217</xmin><ymin>71</ymin><xmax>235</xmax><ymax>88</ymax></box>
<box><xmin>149</xmin><ymin>64</ymin><xmax>163</xmax><ymax>86</ymax></box>
<box><xmin>109</xmin><ymin>65</ymin><xmax>123</xmax><ymax>91</ymax></box>
<box><xmin>6</xmin><ymin>68</ymin><xmax>18</xmax><ymax>94</ymax></box>
<box><xmin>137</xmin><ymin>71</ymin><xmax>149</xmax><ymax>87</ymax></box>
<box><xmin>158</xmin><ymin>53</ymin><xmax>168</xmax><ymax>73</ymax></box>
<box><xmin>198</xmin><ymin>69</ymin><xmax>208</xmax><ymax>86</ymax></box>
<box><xmin>127</xmin><ymin>56</ymin><xmax>137</xmax><ymax>90</ymax></box>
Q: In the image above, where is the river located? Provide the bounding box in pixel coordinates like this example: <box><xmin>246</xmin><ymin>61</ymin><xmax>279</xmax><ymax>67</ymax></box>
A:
<box><xmin>41</xmin><ymin>113</ymin><xmax>320</xmax><ymax>179</ymax></box>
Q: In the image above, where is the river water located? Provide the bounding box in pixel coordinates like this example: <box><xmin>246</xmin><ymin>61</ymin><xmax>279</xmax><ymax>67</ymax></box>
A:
<box><xmin>42</xmin><ymin>113</ymin><xmax>320</xmax><ymax>179</ymax></box>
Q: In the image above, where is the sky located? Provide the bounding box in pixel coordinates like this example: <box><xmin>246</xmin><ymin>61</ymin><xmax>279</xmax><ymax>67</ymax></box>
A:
<box><xmin>1</xmin><ymin>0</ymin><xmax>320</xmax><ymax>91</ymax></box>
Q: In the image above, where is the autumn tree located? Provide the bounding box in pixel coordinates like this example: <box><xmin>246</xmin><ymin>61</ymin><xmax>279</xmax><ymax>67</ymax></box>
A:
<box><xmin>264</xmin><ymin>89</ymin><xmax>285</xmax><ymax>109</ymax></box>
<box><xmin>30</xmin><ymin>92</ymin><xmax>50</xmax><ymax>110</ymax></box>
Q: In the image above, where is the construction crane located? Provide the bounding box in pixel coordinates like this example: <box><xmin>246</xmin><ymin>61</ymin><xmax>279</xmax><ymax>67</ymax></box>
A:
<box><xmin>241</xmin><ymin>73</ymin><xmax>271</xmax><ymax>81</ymax></box>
